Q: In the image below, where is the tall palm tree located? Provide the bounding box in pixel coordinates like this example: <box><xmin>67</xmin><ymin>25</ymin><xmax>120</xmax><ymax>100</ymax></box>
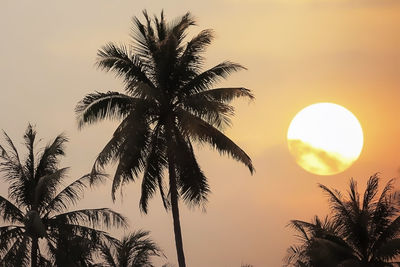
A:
<box><xmin>0</xmin><ymin>124</ymin><xmax>127</xmax><ymax>266</ymax></box>
<box><xmin>97</xmin><ymin>230</ymin><xmax>164</xmax><ymax>267</ymax></box>
<box><xmin>75</xmin><ymin>10</ymin><xmax>254</xmax><ymax>267</ymax></box>
<box><xmin>285</xmin><ymin>174</ymin><xmax>400</xmax><ymax>267</ymax></box>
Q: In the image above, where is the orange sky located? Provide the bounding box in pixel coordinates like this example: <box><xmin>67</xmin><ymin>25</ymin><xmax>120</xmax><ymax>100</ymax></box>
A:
<box><xmin>1</xmin><ymin>1</ymin><xmax>400</xmax><ymax>266</ymax></box>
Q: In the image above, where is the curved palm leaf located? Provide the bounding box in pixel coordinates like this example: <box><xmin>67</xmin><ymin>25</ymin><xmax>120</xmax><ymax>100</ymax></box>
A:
<box><xmin>173</xmin><ymin>128</ymin><xmax>209</xmax><ymax>207</ymax></box>
<box><xmin>35</xmin><ymin>134</ymin><xmax>68</xmax><ymax>178</ymax></box>
<box><xmin>50</xmin><ymin>208</ymin><xmax>127</xmax><ymax>229</ymax></box>
<box><xmin>181</xmin><ymin>61</ymin><xmax>246</xmax><ymax>95</ymax></box>
<box><xmin>139</xmin><ymin>126</ymin><xmax>169</xmax><ymax>213</ymax></box>
<box><xmin>190</xmin><ymin>87</ymin><xmax>254</xmax><ymax>102</ymax></box>
<box><xmin>43</xmin><ymin>172</ymin><xmax>107</xmax><ymax>216</ymax></box>
<box><xmin>76</xmin><ymin>91</ymin><xmax>141</xmax><ymax>128</ymax></box>
<box><xmin>176</xmin><ymin>108</ymin><xmax>254</xmax><ymax>173</ymax></box>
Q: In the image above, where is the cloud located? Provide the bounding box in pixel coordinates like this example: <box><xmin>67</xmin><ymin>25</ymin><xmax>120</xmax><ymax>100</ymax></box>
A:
<box><xmin>288</xmin><ymin>139</ymin><xmax>353</xmax><ymax>175</ymax></box>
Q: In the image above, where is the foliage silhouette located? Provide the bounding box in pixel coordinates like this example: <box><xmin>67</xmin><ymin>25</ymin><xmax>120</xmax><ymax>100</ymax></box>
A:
<box><xmin>95</xmin><ymin>230</ymin><xmax>164</xmax><ymax>267</ymax></box>
<box><xmin>285</xmin><ymin>174</ymin><xmax>400</xmax><ymax>267</ymax></box>
<box><xmin>76</xmin><ymin>10</ymin><xmax>254</xmax><ymax>267</ymax></box>
<box><xmin>0</xmin><ymin>124</ymin><xmax>127</xmax><ymax>266</ymax></box>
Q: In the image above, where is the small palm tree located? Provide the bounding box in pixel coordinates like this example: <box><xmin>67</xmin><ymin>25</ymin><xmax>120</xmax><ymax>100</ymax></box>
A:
<box><xmin>285</xmin><ymin>174</ymin><xmax>400</xmax><ymax>267</ymax></box>
<box><xmin>0</xmin><ymin>124</ymin><xmax>127</xmax><ymax>266</ymax></box>
<box><xmin>76</xmin><ymin>10</ymin><xmax>254</xmax><ymax>267</ymax></box>
<box><xmin>285</xmin><ymin>216</ymin><xmax>352</xmax><ymax>267</ymax></box>
<box><xmin>97</xmin><ymin>230</ymin><xmax>164</xmax><ymax>267</ymax></box>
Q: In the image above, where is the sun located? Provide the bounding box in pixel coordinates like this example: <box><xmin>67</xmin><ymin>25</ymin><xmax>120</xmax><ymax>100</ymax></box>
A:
<box><xmin>287</xmin><ymin>103</ymin><xmax>364</xmax><ymax>175</ymax></box>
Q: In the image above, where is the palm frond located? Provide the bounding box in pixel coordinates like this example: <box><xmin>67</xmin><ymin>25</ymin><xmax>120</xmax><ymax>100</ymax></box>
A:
<box><xmin>318</xmin><ymin>184</ymin><xmax>353</xmax><ymax>224</ymax></box>
<box><xmin>98</xmin><ymin>243</ymin><xmax>118</xmax><ymax>267</ymax></box>
<box><xmin>154</xmin><ymin>10</ymin><xmax>166</xmax><ymax>41</ymax></box>
<box><xmin>140</xmin><ymin>126</ymin><xmax>168</xmax><ymax>213</ymax></box>
<box><xmin>0</xmin><ymin>195</ymin><xmax>24</xmax><ymax>223</ymax></box>
<box><xmin>172</xmin><ymin>129</ymin><xmax>209</xmax><ymax>208</ymax></box>
<box><xmin>181</xmin><ymin>61</ymin><xmax>246</xmax><ymax>95</ymax></box>
<box><xmin>168</xmin><ymin>12</ymin><xmax>195</xmax><ymax>44</ymax></box>
<box><xmin>0</xmin><ymin>141</ymin><xmax>25</xmax><ymax>184</ymax></box>
<box><xmin>181</xmin><ymin>96</ymin><xmax>234</xmax><ymax>130</ymax></box>
<box><xmin>190</xmin><ymin>87</ymin><xmax>254</xmax><ymax>102</ymax></box>
<box><xmin>176</xmin><ymin>108</ymin><xmax>254</xmax><ymax>173</ymax></box>
<box><xmin>362</xmin><ymin>174</ymin><xmax>380</xmax><ymax>211</ymax></box>
<box><xmin>287</xmin><ymin>220</ymin><xmax>313</xmax><ymax>242</ymax></box>
<box><xmin>347</xmin><ymin>178</ymin><xmax>361</xmax><ymax>214</ymax></box>
<box><xmin>0</xmin><ymin>226</ymin><xmax>24</xmax><ymax>255</ymax></box>
<box><xmin>177</xmin><ymin>29</ymin><xmax>214</xmax><ymax>75</ymax></box>
<box><xmin>50</xmin><ymin>208</ymin><xmax>128</xmax><ymax>229</ymax></box>
<box><xmin>23</xmin><ymin>123</ymin><xmax>37</xmax><ymax>179</ymax></box>
<box><xmin>34</xmin><ymin>167</ymin><xmax>69</xmax><ymax>211</ymax></box>
<box><xmin>43</xmin><ymin>172</ymin><xmax>107</xmax><ymax>217</ymax></box>
<box><xmin>0</xmin><ymin>131</ymin><xmax>25</xmax><ymax>183</ymax></box>
<box><xmin>35</xmin><ymin>133</ymin><xmax>68</xmax><ymax>178</ymax></box>
<box><xmin>100</xmin><ymin>112</ymin><xmax>150</xmax><ymax>200</ymax></box>
<box><xmin>0</xmin><ymin>234</ymin><xmax>30</xmax><ymax>266</ymax></box>
<box><xmin>97</xmin><ymin>43</ymin><xmax>155</xmax><ymax>88</ymax></box>
<box><xmin>130</xmin><ymin>13</ymin><xmax>157</xmax><ymax>65</ymax></box>
<box><xmin>75</xmin><ymin>91</ymin><xmax>138</xmax><ymax>128</ymax></box>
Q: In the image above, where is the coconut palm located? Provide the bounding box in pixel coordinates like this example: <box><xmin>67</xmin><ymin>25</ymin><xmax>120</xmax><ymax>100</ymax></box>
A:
<box><xmin>0</xmin><ymin>124</ymin><xmax>127</xmax><ymax>267</ymax></box>
<box><xmin>285</xmin><ymin>174</ymin><xmax>400</xmax><ymax>267</ymax></box>
<box><xmin>75</xmin><ymin>10</ymin><xmax>254</xmax><ymax>267</ymax></box>
<box><xmin>285</xmin><ymin>216</ymin><xmax>354</xmax><ymax>267</ymax></box>
<box><xmin>96</xmin><ymin>230</ymin><xmax>164</xmax><ymax>267</ymax></box>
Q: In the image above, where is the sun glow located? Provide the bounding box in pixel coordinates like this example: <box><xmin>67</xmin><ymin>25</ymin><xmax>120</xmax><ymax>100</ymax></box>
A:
<box><xmin>287</xmin><ymin>103</ymin><xmax>364</xmax><ymax>175</ymax></box>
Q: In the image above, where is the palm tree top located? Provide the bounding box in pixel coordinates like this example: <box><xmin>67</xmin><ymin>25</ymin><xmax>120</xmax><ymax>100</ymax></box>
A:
<box><xmin>285</xmin><ymin>174</ymin><xmax>400</xmax><ymax>267</ymax></box>
<box><xmin>0</xmin><ymin>124</ymin><xmax>127</xmax><ymax>266</ymax></box>
<box><xmin>98</xmin><ymin>230</ymin><xmax>164</xmax><ymax>267</ymax></box>
<box><xmin>76</xmin><ymin>10</ymin><xmax>255</xmax><ymax>205</ymax></box>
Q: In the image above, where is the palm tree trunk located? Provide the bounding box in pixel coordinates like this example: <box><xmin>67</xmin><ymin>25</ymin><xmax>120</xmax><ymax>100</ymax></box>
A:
<box><xmin>166</xmin><ymin>125</ymin><xmax>187</xmax><ymax>267</ymax></box>
<box><xmin>31</xmin><ymin>236</ymin><xmax>38</xmax><ymax>267</ymax></box>
<box><xmin>168</xmin><ymin>162</ymin><xmax>186</xmax><ymax>267</ymax></box>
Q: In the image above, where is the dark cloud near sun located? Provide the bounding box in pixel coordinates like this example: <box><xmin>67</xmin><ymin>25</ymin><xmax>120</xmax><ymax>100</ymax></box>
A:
<box><xmin>288</xmin><ymin>139</ymin><xmax>351</xmax><ymax>175</ymax></box>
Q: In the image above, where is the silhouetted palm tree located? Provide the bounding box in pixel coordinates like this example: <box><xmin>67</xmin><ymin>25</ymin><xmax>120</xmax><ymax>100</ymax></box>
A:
<box><xmin>285</xmin><ymin>174</ymin><xmax>400</xmax><ymax>267</ymax></box>
<box><xmin>75</xmin><ymin>10</ymin><xmax>254</xmax><ymax>267</ymax></box>
<box><xmin>285</xmin><ymin>216</ymin><xmax>352</xmax><ymax>267</ymax></box>
<box><xmin>96</xmin><ymin>230</ymin><xmax>164</xmax><ymax>267</ymax></box>
<box><xmin>0</xmin><ymin>124</ymin><xmax>127</xmax><ymax>266</ymax></box>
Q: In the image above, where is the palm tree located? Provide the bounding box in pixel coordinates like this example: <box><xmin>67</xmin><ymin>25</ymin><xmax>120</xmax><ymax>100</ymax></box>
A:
<box><xmin>285</xmin><ymin>216</ymin><xmax>353</xmax><ymax>267</ymax></box>
<box><xmin>285</xmin><ymin>174</ymin><xmax>400</xmax><ymax>267</ymax></box>
<box><xmin>75</xmin><ymin>10</ymin><xmax>254</xmax><ymax>267</ymax></box>
<box><xmin>97</xmin><ymin>230</ymin><xmax>164</xmax><ymax>267</ymax></box>
<box><xmin>0</xmin><ymin>124</ymin><xmax>127</xmax><ymax>266</ymax></box>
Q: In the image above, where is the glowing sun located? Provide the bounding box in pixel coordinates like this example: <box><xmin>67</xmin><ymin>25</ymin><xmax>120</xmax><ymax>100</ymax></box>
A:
<box><xmin>287</xmin><ymin>103</ymin><xmax>364</xmax><ymax>175</ymax></box>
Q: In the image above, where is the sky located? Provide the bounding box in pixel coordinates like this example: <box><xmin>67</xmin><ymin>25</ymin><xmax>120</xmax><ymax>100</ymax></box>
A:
<box><xmin>1</xmin><ymin>0</ymin><xmax>400</xmax><ymax>266</ymax></box>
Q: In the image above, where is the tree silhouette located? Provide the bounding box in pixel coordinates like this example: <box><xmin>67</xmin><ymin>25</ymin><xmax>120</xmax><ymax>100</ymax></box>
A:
<box><xmin>285</xmin><ymin>174</ymin><xmax>400</xmax><ymax>267</ymax></box>
<box><xmin>96</xmin><ymin>230</ymin><xmax>164</xmax><ymax>267</ymax></box>
<box><xmin>0</xmin><ymin>124</ymin><xmax>127</xmax><ymax>266</ymax></box>
<box><xmin>76</xmin><ymin>10</ymin><xmax>254</xmax><ymax>267</ymax></box>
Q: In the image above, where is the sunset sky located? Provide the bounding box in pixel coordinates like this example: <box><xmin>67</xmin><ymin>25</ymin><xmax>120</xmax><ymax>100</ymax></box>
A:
<box><xmin>1</xmin><ymin>1</ymin><xmax>400</xmax><ymax>266</ymax></box>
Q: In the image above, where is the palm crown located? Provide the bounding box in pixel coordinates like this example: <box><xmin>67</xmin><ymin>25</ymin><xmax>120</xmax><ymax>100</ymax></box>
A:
<box><xmin>76</xmin><ymin>10</ymin><xmax>254</xmax><ymax>207</ymax></box>
<box><xmin>97</xmin><ymin>230</ymin><xmax>164</xmax><ymax>267</ymax></box>
<box><xmin>285</xmin><ymin>174</ymin><xmax>400</xmax><ymax>267</ymax></box>
<box><xmin>0</xmin><ymin>124</ymin><xmax>127</xmax><ymax>266</ymax></box>
<box><xmin>76</xmin><ymin>11</ymin><xmax>254</xmax><ymax>267</ymax></box>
